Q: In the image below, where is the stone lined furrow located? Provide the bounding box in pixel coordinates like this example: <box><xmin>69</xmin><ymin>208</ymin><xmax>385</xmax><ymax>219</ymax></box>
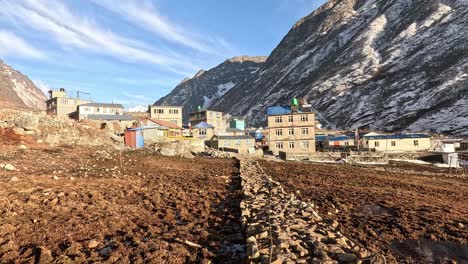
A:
<box><xmin>239</xmin><ymin>158</ymin><xmax>373</xmax><ymax>263</ymax></box>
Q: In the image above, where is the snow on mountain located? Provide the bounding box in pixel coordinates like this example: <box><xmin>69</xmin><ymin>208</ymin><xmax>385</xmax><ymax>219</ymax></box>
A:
<box><xmin>156</xmin><ymin>0</ymin><xmax>467</xmax><ymax>136</ymax></box>
<box><xmin>211</xmin><ymin>0</ymin><xmax>468</xmax><ymax>136</ymax></box>
<box><xmin>154</xmin><ymin>56</ymin><xmax>266</xmax><ymax>121</ymax></box>
<box><xmin>127</xmin><ymin>105</ymin><xmax>148</xmax><ymax>112</ymax></box>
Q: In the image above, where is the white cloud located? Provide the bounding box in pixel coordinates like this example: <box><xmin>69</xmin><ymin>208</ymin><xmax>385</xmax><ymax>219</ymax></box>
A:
<box><xmin>0</xmin><ymin>30</ymin><xmax>46</xmax><ymax>59</ymax></box>
<box><xmin>32</xmin><ymin>79</ymin><xmax>50</xmax><ymax>95</ymax></box>
<box><xmin>92</xmin><ymin>0</ymin><xmax>237</xmax><ymax>57</ymax></box>
<box><xmin>0</xmin><ymin>0</ymin><xmax>197</xmax><ymax>75</ymax></box>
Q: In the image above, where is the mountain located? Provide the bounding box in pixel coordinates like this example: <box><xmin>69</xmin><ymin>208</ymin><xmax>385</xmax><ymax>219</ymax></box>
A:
<box><xmin>127</xmin><ymin>105</ymin><xmax>148</xmax><ymax>113</ymax></box>
<box><xmin>0</xmin><ymin>60</ymin><xmax>47</xmax><ymax>110</ymax></box>
<box><xmin>154</xmin><ymin>56</ymin><xmax>267</xmax><ymax>122</ymax></box>
<box><xmin>158</xmin><ymin>0</ymin><xmax>468</xmax><ymax>135</ymax></box>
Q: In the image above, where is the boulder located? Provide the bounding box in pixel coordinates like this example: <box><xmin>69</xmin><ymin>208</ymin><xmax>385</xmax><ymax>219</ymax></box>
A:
<box><xmin>4</xmin><ymin>164</ymin><xmax>15</xmax><ymax>171</ymax></box>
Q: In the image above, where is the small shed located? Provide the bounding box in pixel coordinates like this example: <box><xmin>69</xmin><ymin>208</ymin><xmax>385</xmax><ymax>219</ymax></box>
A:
<box><xmin>125</xmin><ymin>127</ymin><xmax>144</xmax><ymax>148</ymax></box>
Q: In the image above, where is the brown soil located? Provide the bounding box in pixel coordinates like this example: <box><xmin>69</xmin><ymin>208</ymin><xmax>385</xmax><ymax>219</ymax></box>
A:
<box><xmin>0</xmin><ymin>146</ymin><xmax>245</xmax><ymax>263</ymax></box>
<box><xmin>259</xmin><ymin>160</ymin><xmax>468</xmax><ymax>264</ymax></box>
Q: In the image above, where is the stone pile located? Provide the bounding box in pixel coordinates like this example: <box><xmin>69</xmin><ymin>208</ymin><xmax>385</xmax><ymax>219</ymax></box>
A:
<box><xmin>239</xmin><ymin>158</ymin><xmax>373</xmax><ymax>263</ymax></box>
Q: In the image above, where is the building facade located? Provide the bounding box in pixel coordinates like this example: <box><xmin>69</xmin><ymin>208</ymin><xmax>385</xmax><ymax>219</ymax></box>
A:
<box><xmin>361</xmin><ymin>134</ymin><xmax>431</xmax><ymax>152</ymax></box>
<box><xmin>46</xmin><ymin>88</ymin><xmax>91</xmax><ymax>117</ymax></box>
<box><xmin>266</xmin><ymin>106</ymin><xmax>316</xmax><ymax>155</ymax></box>
<box><xmin>189</xmin><ymin>109</ymin><xmax>227</xmax><ymax>135</ymax></box>
<box><xmin>77</xmin><ymin>103</ymin><xmax>124</xmax><ymax>120</ymax></box>
<box><xmin>149</xmin><ymin>106</ymin><xmax>183</xmax><ymax>127</ymax></box>
<box><xmin>211</xmin><ymin>135</ymin><xmax>255</xmax><ymax>154</ymax></box>
<box><xmin>192</xmin><ymin>121</ymin><xmax>215</xmax><ymax>141</ymax></box>
<box><xmin>323</xmin><ymin>135</ymin><xmax>355</xmax><ymax>148</ymax></box>
<box><xmin>229</xmin><ymin>118</ymin><xmax>245</xmax><ymax>131</ymax></box>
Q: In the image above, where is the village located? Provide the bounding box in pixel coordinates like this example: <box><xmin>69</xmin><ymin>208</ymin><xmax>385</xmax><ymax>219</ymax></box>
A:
<box><xmin>0</xmin><ymin>87</ymin><xmax>466</xmax><ymax>263</ymax></box>
<box><xmin>46</xmin><ymin>88</ymin><xmax>468</xmax><ymax>170</ymax></box>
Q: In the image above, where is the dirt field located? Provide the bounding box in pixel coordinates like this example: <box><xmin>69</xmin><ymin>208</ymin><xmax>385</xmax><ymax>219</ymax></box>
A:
<box><xmin>0</xmin><ymin>145</ymin><xmax>245</xmax><ymax>263</ymax></box>
<box><xmin>259</xmin><ymin>160</ymin><xmax>468</xmax><ymax>263</ymax></box>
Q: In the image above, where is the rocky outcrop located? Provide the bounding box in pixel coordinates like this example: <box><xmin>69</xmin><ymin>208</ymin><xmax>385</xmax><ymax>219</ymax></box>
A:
<box><xmin>239</xmin><ymin>158</ymin><xmax>375</xmax><ymax>263</ymax></box>
<box><xmin>0</xmin><ymin>60</ymin><xmax>47</xmax><ymax>110</ymax></box>
<box><xmin>154</xmin><ymin>56</ymin><xmax>267</xmax><ymax>122</ymax></box>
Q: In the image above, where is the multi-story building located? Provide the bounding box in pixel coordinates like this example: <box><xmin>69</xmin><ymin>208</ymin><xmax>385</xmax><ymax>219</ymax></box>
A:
<box><xmin>189</xmin><ymin>109</ymin><xmax>227</xmax><ymax>135</ymax></box>
<box><xmin>149</xmin><ymin>105</ymin><xmax>183</xmax><ymax>127</ymax></box>
<box><xmin>46</xmin><ymin>88</ymin><xmax>91</xmax><ymax>117</ymax></box>
<box><xmin>229</xmin><ymin>118</ymin><xmax>245</xmax><ymax>131</ymax></box>
<box><xmin>211</xmin><ymin>135</ymin><xmax>255</xmax><ymax>154</ymax></box>
<box><xmin>266</xmin><ymin>102</ymin><xmax>316</xmax><ymax>155</ymax></box>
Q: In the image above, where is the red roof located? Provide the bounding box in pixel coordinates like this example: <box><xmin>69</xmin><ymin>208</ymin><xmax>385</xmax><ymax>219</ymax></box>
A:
<box><xmin>144</xmin><ymin>117</ymin><xmax>181</xmax><ymax>129</ymax></box>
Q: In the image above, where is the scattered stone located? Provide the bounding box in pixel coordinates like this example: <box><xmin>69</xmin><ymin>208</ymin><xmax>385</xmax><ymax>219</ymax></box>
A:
<box><xmin>53</xmin><ymin>175</ymin><xmax>60</xmax><ymax>180</ymax></box>
<box><xmin>19</xmin><ymin>145</ymin><xmax>27</xmax><ymax>150</ymax></box>
<box><xmin>9</xmin><ymin>176</ymin><xmax>19</xmax><ymax>183</ymax></box>
<box><xmin>88</xmin><ymin>240</ymin><xmax>99</xmax><ymax>249</ymax></box>
<box><xmin>4</xmin><ymin>164</ymin><xmax>15</xmax><ymax>171</ymax></box>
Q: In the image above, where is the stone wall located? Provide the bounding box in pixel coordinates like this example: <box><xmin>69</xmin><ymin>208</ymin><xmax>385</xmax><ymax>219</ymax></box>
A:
<box><xmin>239</xmin><ymin>158</ymin><xmax>375</xmax><ymax>263</ymax></box>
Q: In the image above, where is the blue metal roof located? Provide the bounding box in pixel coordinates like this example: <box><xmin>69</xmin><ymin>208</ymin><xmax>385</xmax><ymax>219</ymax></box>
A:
<box><xmin>193</xmin><ymin>121</ymin><xmax>214</xmax><ymax>129</ymax></box>
<box><xmin>266</xmin><ymin>106</ymin><xmax>303</xmax><ymax>115</ymax></box>
<box><xmin>363</xmin><ymin>133</ymin><xmax>430</xmax><ymax>140</ymax></box>
<box><xmin>326</xmin><ymin>135</ymin><xmax>352</xmax><ymax>141</ymax></box>
<box><xmin>315</xmin><ymin>135</ymin><xmax>327</xmax><ymax>141</ymax></box>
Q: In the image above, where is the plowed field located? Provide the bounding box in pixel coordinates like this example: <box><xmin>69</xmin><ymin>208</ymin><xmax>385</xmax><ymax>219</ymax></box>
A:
<box><xmin>259</xmin><ymin>160</ymin><xmax>468</xmax><ymax>263</ymax></box>
<box><xmin>0</xmin><ymin>146</ymin><xmax>245</xmax><ymax>263</ymax></box>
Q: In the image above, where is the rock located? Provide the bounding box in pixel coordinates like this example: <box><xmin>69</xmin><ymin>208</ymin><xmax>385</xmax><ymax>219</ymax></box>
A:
<box><xmin>335</xmin><ymin>253</ymin><xmax>357</xmax><ymax>263</ymax></box>
<box><xmin>88</xmin><ymin>240</ymin><xmax>99</xmax><ymax>249</ymax></box>
<box><xmin>160</xmin><ymin>147</ymin><xmax>176</xmax><ymax>157</ymax></box>
<box><xmin>4</xmin><ymin>164</ymin><xmax>15</xmax><ymax>171</ymax></box>
<box><xmin>8</xmin><ymin>176</ymin><xmax>19</xmax><ymax>183</ymax></box>
<box><xmin>53</xmin><ymin>176</ymin><xmax>60</xmax><ymax>180</ymax></box>
<box><xmin>19</xmin><ymin>145</ymin><xmax>27</xmax><ymax>150</ymax></box>
<box><xmin>39</xmin><ymin>247</ymin><xmax>53</xmax><ymax>262</ymax></box>
<box><xmin>12</xmin><ymin>127</ymin><xmax>25</xmax><ymax>135</ymax></box>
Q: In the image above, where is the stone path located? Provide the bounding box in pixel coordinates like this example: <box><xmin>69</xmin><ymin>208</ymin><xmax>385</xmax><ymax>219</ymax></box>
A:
<box><xmin>238</xmin><ymin>157</ymin><xmax>375</xmax><ymax>263</ymax></box>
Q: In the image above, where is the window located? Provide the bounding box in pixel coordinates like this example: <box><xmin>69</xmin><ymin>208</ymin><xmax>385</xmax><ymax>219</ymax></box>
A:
<box><xmin>300</xmin><ymin>115</ymin><xmax>308</xmax><ymax>122</ymax></box>
<box><xmin>96</xmin><ymin>107</ymin><xmax>100</xmax><ymax>113</ymax></box>
<box><xmin>414</xmin><ymin>140</ymin><xmax>419</xmax><ymax>146</ymax></box>
<box><xmin>288</xmin><ymin>115</ymin><xmax>293</xmax><ymax>122</ymax></box>
<box><xmin>288</xmin><ymin>128</ymin><xmax>294</xmax><ymax>135</ymax></box>
<box><xmin>289</xmin><ymin>141</ymin><xmax>295</xmax><ymax>149</ymax></box>
<box><xmin>169</xmin><ymin>109</ymin><xmax>179</xmax><ymax>114</ymax></box>
<box><xmin>236</xmin><ymin>140</ymin><xmax>241</xmax><ymax>146</ymax></box>
<box><xmin>300</xmin><ymin>141</ymin><xmax>309</xmax><ymax>149</ymax></box>
<box><xmin>344</xmin><ymin>141</ymin><xmax>349</xmax><ymax>146</ymax></box>
<box><xmin>301</xmin><ymin>128</ymin><xmax>309</xmax><ymax>135</ymax></box>
<box><xmin>224</xmin><ymin>141</ymin><xmax>229</xmax><ymax>147</ymax></box>
<box><xmin>199</xmin><ymin>129</ymin><xmax>206</xmax><ymax>136</ymax></box>
<box><xmin>274</xmin><ymin>116</ymin><xmax>282</xmax><ymax>123</ymax></box>
<box><xmin>275</xmin><ymin>129</ymin><xmax>283</xmax><ymax>136</ymax></box>
<box><xmin>170</xmin><ymin>120</ymin><xmax>177</xmax><ymax>125</ymax></box>
<box><xmin>391</xmin><ymin>141</ymin><xmax>396</xmax><ymax>147</ymax></box>
<box><xmin>374</xmin><ymin>141</ymin><xmax>380</xmax><ymax>147</ymax></box>
<box><xmin>275</xmin><ymin>142</ymin><xmax>283</xmax><ymax>149</ymax></box>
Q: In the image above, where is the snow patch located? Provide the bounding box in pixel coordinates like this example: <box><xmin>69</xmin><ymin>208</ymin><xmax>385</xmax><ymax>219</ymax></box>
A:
<box><xmin>127</xmin><ymin>105</ymin><xmax>147</xmax><ymax>112</ymax></box>
<box><xmin>421</xmin><ymin>3</ymin><xmax>452</xmax><ymax>28</ymax></box>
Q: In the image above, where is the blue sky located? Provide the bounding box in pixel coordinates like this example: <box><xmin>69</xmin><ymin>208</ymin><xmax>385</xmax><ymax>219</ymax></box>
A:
<box><xmin>0</xmin><ymin>0</ymin><xmax>325</xmax><ymax>109</ymax></box>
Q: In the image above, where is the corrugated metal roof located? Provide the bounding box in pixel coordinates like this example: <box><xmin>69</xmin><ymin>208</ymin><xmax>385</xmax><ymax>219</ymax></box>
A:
<box><xmin>145</xmin><ymin>117</ymin><xmax>181</xmax><ymax>129</ymax></box>
<box><xmin>87</xmin><ymin>114</ymin><xmax>134</xmax><ymax>121</ymax></box>
<box><xmin>326</xmin><ymin>135</ymin><xmax>351</xmax><ymax>141</ymax></box>
<box><xmin>216</xmin><ymin>135</ymin><xmax>254</xmax><ymax>140</ymax></box>
<box><xmin>80</xmin><ymin>103</ymin><xmax>124</xmax><ymax>108</ymax></box>
<box><xmin>363</xmin><ymin>133</ymin><xmax>430</xmax><ymax>140</ymax></box>
<box><xmin>193</xmin><ymin>121</ymin><xmax>214</xmax><ymax>128</ymax></box>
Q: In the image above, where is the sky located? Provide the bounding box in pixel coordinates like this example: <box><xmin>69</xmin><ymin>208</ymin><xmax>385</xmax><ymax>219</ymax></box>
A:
<box><xmin>0</xmin><ymin>0</ymin><xmax>325</xmax><ymax>109</ymax></box>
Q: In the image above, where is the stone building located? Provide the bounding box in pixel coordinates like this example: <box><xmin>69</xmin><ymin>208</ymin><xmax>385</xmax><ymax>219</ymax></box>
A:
<box><xmin>46</xmin><ymin>88</ymin><xmax>91</xmax><ymax>117</ymax></box>
<box><xmin>149</xmin><ymin>105</ymin><xmax>183</xmax><ymax>127</ymax></box>
<box><xmin>266</xmin><ymin>101</ymin><xmax>316</xmax><ymax>155</ymax></box>
<box><xmin>211</xmin><ymin>135</ymin><xmax>255</xmax><ymax>154</ymax></box>
<box><xmin>189</xmin><ymin>109</ymin><xmax>227</xmax><ymax>135</ymax></box>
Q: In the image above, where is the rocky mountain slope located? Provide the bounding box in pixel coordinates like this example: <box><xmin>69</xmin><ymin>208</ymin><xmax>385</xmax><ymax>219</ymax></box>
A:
<box><xmin>0</xmin><ymin>60</ymin><xmax>47</xmax><ymax>110</ymax></box>
<box><xmin>154</xmin><ymin>56</ymin><xmax>266</xmax><ymax>121</ymax></box>
<box><xmin>158</xmin><ymin>0</ymin><xmax>468</xmax><ymax>135</ymax></box>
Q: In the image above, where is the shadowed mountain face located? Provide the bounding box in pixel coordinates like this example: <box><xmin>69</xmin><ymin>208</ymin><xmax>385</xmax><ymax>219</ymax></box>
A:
<box><xmin>0</xmin><ymin>60</ymin><xmax>47</xmax><ymax>110</ymax></box>
<box><xmin>154</xmin><ymin>56</ymin><xmax>267</xmax><ymax>123</ymax></box>
<box><xmin>157</xmin><ymin>0</ymin><xmax>467</xmax><ymax>135</ymax></box>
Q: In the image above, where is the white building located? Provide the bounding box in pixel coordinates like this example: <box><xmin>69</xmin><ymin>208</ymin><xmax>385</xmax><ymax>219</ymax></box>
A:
<box><xmin>77</xmin><ymin>103</ymin><xmax>124</xmax><ymax>120</ymax></box>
